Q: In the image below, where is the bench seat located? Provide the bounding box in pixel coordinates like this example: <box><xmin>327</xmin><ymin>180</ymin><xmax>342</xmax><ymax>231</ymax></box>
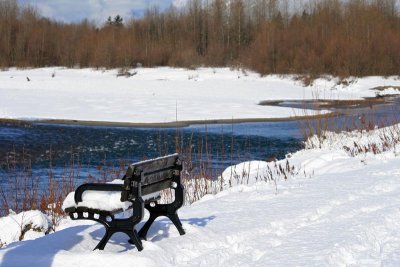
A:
<box><xmin>62</xmin><ymin>179</ymin><xmax>160</xmax><ymax>214</ymax></box>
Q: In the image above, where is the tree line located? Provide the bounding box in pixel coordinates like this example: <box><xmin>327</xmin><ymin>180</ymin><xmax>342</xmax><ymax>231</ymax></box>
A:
<box><xmin>0</xmin><ymin>0</ymin><xmax>399</xmax><ymax>77</ymax></box>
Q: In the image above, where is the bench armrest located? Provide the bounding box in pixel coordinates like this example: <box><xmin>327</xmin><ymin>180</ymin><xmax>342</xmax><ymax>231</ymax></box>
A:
<box><xmin>74</xmin><ymin>183</ymin><xmax>124</xmax><ymax>204</ymax></box>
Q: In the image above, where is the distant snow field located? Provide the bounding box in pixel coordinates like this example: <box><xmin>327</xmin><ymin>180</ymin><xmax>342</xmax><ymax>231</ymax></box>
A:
<box><xmin>1</xmin><ymin>67</ymin><xmax>399</xmax><ymax>124</ymax></box>
<box><xmin>1</xmin><ymin>123</ymin><xmax>400</xmax><ymax>266</ymax></box>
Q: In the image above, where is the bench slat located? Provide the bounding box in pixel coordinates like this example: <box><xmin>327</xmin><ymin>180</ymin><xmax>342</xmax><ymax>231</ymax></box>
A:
<box><xmin>142</xmin><ymin>179</ymin><xmax>171</xmax><ymax>195</ymax></box>
<box><xmin>142</xmin><ymin>166</ymin><xmax>175</xmax><ymax>186</ymax></box>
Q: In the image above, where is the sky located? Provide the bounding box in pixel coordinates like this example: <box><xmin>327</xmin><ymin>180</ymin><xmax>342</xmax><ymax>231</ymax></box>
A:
<box><xmin>16</xmin><ymin>0</ymin><xmax>400</xmax><ymax>25</ymax></box>
<box><xmin>18</xmin><ymin>0</ymin><xmax>181</xmax><ymax>24</ymax></box>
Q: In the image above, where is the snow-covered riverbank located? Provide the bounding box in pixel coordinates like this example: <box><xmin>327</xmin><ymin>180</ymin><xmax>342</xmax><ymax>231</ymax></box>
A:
<box><xmin>1</xmin><ymin>123</ymin><xmax>400</xmax><ymax>266</ymax></box>
<box><xmin>1</xmin><ymin>67</ymin><xmax>399</xmax><ymax>125</ymax></box>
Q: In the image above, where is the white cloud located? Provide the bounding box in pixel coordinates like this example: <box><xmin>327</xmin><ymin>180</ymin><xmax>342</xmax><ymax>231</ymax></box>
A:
<box><xmin>172</xmin><ymin>0</ymin><xmax>187</xmax><ymax>8</ymax></box>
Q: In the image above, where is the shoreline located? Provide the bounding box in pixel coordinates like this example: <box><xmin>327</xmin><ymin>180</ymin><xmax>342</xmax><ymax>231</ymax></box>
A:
<box><xmin>1</xmin><ymin>96</ymin><xmax>398</xmax><ymax>129</ymax></box>
<box><xmin>0</xmin><ymin>113</ymin><xmax>338</xmax><ymax>128</ymax></box>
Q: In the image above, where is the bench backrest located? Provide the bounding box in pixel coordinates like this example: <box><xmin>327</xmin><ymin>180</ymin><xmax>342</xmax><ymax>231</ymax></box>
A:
<box><xmin>121</xmin><ymin>153</ymin><xmax>182</xmax><ymax>201</ymax></box>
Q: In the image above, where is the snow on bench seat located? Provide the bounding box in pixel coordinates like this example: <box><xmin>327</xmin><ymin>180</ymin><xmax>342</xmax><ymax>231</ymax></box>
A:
<box><xmin>62</xmin><ymin>179</ymin><xmax>160</xmax><ymax>213</ymax></box>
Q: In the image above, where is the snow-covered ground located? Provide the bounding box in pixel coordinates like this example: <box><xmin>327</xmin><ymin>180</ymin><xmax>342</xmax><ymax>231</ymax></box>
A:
<box><xmin>1</xmin><ymin>124</ymin><xmax>400</xmax><ymax>266</ymax></box>
<box><xmin>1</xmin><ymin>67</ymin><xmax>399</xmax><ymax>124</ymax></box>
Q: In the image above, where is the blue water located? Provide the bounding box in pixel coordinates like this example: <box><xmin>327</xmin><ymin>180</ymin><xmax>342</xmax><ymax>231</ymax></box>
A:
<box><xmin>0</xmin><ymin>96</ymin><xmax>399</xmax><ymax>187</ymax></box>
<box><xmin>0</xmin><ymin>121</ymin><xmax>302</xmax><ymax>184</ymax></box>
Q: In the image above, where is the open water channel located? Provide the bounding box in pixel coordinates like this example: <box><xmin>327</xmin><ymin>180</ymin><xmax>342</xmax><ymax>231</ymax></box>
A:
<box><xmin>0</xmin><ymin>96</ymin><xmax>399</xmax><ymax>189</ymax></box>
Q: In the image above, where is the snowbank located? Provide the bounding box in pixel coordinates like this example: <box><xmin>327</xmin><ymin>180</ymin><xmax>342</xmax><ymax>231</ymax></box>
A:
<box><xmin>0</xmin><ymin>210</ymin><xmax>50</xmax><ymax>248</ymax></box>
<box><xmin>1</xmin><ymin>67</ymin><xmax>399</xmax><ymax>124</ymax></box>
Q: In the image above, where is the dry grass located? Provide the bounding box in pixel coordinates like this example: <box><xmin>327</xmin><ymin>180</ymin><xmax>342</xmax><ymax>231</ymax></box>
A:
<box><xmin>0</xmin><ymin>127</ymin><xmax>250</xmax><ymax>220</ymax></box>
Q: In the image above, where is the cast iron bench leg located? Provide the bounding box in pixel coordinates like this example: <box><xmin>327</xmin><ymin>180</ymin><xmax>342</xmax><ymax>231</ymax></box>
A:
<box><xmin>70</xmin><ymin>210</ymin><xmax>144</xmax><ymax>251</ymax></box>
<box><xmin>94</xmin><ymin>229</ymin><xmax>113</xmax><ymax>250</ymax></box>
<box><xmin>127</xmin><ymin>229</ymin><xmax>143</xmax><ymax>251</ymax></box>
<box><xmin>138</xmin><ymin>205</ymin><xmax>186</xmax><ymax>240</ymax></box>
<box><xmin>138</xmin><ymin>185</ymin><xmax>185</xmax><ymax>240</ymax></box>
<box><xmin>94</xmin><ymin>227</ymin><xmax>143</xmax><ymax>251</ymax></box>
<box><xmin>137</xmin><ymin>213</ymin><xmax>158</xmax><ymax>240</ymax></box>
<box><xmin>167</xmin><ymin>213</ymin><xmax>185</xmax><ymax>235</ymax></box>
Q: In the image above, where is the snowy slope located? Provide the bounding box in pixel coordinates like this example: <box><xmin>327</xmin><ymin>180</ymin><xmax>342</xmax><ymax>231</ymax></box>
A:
<box><xmin>1</xmin><ymin>67</ymin><xmax>399</xmax><ymax>124</ymax></box>
<box><xmin>1</xmin><ymin>125</ymin><xmax>400</xmax><ymax>266</ymax></box>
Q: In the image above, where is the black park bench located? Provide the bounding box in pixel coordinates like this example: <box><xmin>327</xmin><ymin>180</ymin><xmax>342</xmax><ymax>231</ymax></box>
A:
<box><xmin>62</xmin><ymin>153</ymin><xmax>185</xmax><ymax>251</ymax></box>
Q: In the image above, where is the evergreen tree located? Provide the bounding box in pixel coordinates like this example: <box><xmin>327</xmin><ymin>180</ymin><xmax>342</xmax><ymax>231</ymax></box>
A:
<box><xmin>113</xmin><ymin>15</ymin><xmax>123</xmax><ymax>27</ymax></box>
<box><xmin>106</xmin><ymin>16</ymin><xmax>113</xmax><ymax>26</ymax></box>
<box><xmin>105</xmin><ymin>15</ymin><xmax>123</xmax><ymax>27</ymax></box>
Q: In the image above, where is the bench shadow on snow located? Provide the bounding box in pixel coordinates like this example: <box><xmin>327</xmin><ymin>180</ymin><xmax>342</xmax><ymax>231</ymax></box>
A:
<box><xmin>0</xmin><ymin>225</ymin><xmax>88</xmax><ymax>267</ymax></box>
<box><xmin>0</xmin><ymin>216</ymin><xmax>215</xmax><ymax>267</ymax></box>
<box><xmin>143</xmin><ymin>215</ymin><xmax>216</xmax><ymax>242</ymax></box>
<box><xmin>90</xmin><ymin>215</ymin><xmax>217</xmax><ymax>249</ymax></box>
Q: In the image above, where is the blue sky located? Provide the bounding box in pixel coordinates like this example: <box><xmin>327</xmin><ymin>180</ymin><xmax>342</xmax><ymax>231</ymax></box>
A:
<box><xmin>18</xmin><ymin>0</ymin><xmax>179</xmax><ymax>24</ymax></box>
